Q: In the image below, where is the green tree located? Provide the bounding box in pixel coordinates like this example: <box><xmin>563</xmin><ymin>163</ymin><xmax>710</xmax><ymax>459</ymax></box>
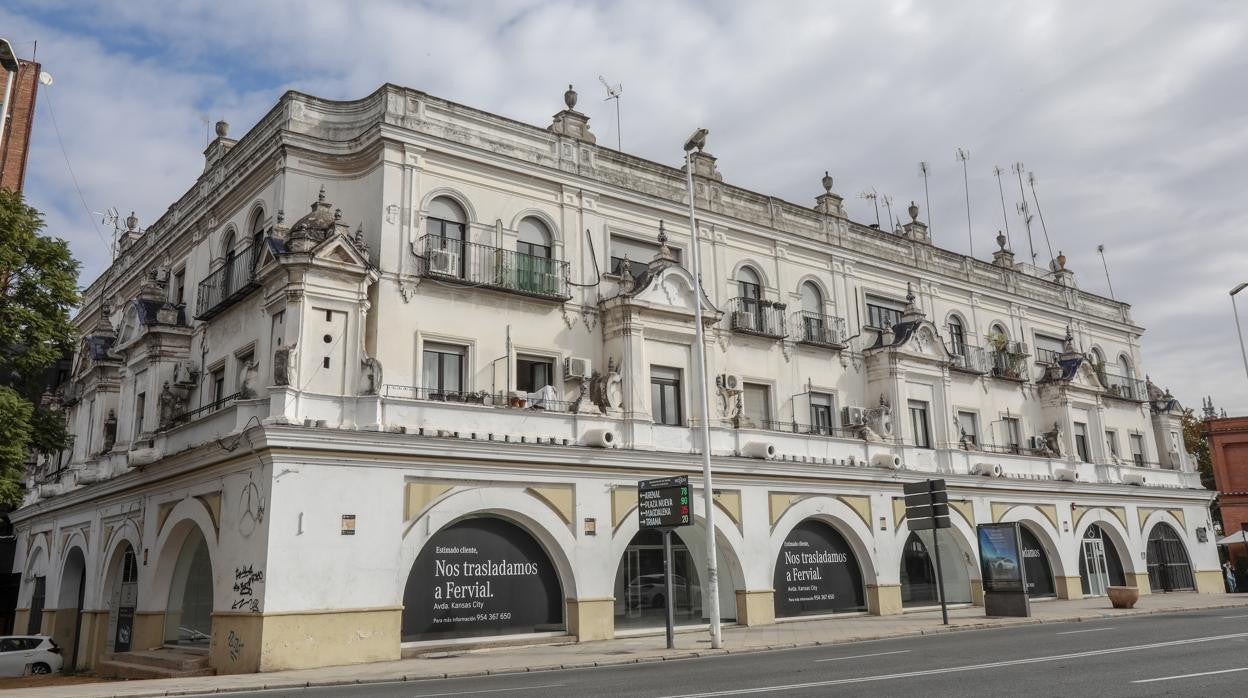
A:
<box><xmin>0</xmin><ymin>189</ymin><xmax>80</xmax><ymax>506</ymax></box>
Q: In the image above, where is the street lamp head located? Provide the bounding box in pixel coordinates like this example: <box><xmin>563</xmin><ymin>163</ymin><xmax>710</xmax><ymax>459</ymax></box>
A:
<box><xmin>683</xmin><ymin>128</ymin><xmax>709</xmax><ymax>153</ymax></box>
<box><xmin>1232</xmin><ymin>282</ymin><xmax>1248</xmax><ymax>297</ymax></box>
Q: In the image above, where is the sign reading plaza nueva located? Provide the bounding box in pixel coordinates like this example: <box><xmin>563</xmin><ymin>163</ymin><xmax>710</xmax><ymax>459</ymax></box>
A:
<box><xmin>402</xmin><ymin>518</ymin><xmax>563</xmax><ymax>641</ymax></box>
<box><xmin>978</xmin><ymin>522</ymin><xmax>1027</xmax><ymax>593</ymax></box>
<box><xmin>638</xmin><ymin>476</ymin><xmax>691</xmax><ymax>529</ymax></box>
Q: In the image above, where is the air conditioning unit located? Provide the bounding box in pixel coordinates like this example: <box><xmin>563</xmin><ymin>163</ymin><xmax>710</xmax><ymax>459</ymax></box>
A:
<box><xmin>732</xmin><ymin>310</ymin><xmax>757</xmax><ymax>331</ymax></box>
<box><xmin>564</xmin><ymin>357</ymin><xmax>591</xmax><ymax>381</ymax></box>
<box><xmin>841</xmin><ymin>406</ymin><xmax>866</xmax><ymax>427</ymax></box>
<box><xmin>1029</xmin><ymin>435</ymin><xmax>1049</xmax><ymax>450</ymax></box>
<box><xmin>716</xmin><ymin>373</ymin><xmax>743</xmax><ymax>392</ymax></box>
<box><xmin>173</xmin><ymin>361</ymin><xmax>199</xmax><ymax>386</ymax></box>
<box><xmin>427</xmin><ymin>249</ymin><xmax>460</xmax><ymax>276</ymax></box>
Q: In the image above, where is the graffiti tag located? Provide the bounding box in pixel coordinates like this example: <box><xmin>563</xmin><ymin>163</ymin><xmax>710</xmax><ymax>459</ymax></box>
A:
<box><xmin>231</xmin><ymin>564</ymin><xmax>265</xmax><ymax>612</ymax></box>
<box><xmin>227</xmin><ymin>629</ymin><xmax>244</xmax><ymax>661</ymax></box>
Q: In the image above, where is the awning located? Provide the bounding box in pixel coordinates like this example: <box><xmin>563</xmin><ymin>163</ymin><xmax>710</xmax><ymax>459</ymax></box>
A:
<box><xmin>1217</xmin><ymin>530</ymin><xmax>1248</xmax><ymax>546</ymax></box>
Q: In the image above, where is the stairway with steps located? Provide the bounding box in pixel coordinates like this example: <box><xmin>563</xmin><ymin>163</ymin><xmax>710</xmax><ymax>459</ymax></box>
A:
<box><xmin>97</xmin><ymin>647</ymin><xmax>216</xmax><ymax>679</ymax></box>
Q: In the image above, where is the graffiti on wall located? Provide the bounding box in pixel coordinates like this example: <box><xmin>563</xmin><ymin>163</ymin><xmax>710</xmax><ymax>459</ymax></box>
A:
<box><xmin>227</xmin><ymin>629</ymin><xmax>244</xmax><ymax>661</ymax></box>
<box><xmin>231</xmin><ymin>564</ymin><xmax>265</xmax><ymax>612</ymax></box>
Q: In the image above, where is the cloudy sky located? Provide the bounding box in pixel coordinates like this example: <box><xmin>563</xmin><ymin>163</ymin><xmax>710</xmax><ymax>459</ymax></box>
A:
<box><xmin>4</xmin><ymin>1</ymin><xmax>1247</xmax><ymax>412</ymax></box>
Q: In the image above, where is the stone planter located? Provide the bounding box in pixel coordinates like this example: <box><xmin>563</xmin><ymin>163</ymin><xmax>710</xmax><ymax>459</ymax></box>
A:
<box><xmin>1107</xmin><ymin>586</ymin><xmax>1139</xmax><ymax>609</ymax></box>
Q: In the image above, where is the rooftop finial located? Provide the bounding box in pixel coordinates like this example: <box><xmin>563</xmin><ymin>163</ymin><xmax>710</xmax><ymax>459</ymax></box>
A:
<box><xmin>821</xmin><ymin>171</ymin><xmax>833</xmax><ymax>193</ymax></box>
<box><xmin>334</xmin><ymin>207</ymin><xmax>342</xmax><ymax>222</ymax></box>
<box><xmin>996</xmin><ymin>230</ymin><xmax>1007</xmax><ymax>250</ymax></box>
<box><xmin>276</xmin><ymin>209</ymin><xmax>285</xmax><ymax>224</ymax></box>
<box><xmin>908</xmin><ymin>200</ymin><xmax>919</xmax><ymax>223</ymax></box>
<box><xmin>126</xmin><ymin>211</ymin><xmax>138</xmax><ymax>232</ymax></box>
<box><xmin>657</xmin><ymin>219</ymin><xmax>668</xmax><ymax>247</ymax></box>
<box><xmin>564</xmin><ymin>84</ymin><xmax>578</xmax><ymax>110</ymax></box>
<box><xmin>906</xmin><ymin>282</ymin><xmax>915</xmax><ymax>304</ymax></box>
<box><xmin>317</xmin><ymin>185</ymin><xmax>327</xmax><ymax>203</ymax></box>
<box><xmin>215</xmin><ymin>119</ymin><xmax>229</xmax><ymax>138</ymax></box>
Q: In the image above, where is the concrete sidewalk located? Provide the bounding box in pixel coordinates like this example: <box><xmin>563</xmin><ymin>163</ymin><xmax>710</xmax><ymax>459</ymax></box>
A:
<box><xmin>10</xmin><ymin>593</ymin><xmax>1248</xmax><ymax>697</ymax></box>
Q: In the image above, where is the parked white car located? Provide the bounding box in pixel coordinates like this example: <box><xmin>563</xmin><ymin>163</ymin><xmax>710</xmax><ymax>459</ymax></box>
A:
<box><xmin>0</xmin><ymin>635</ymin><xmax>63</xmax><ymax>677</ymax></box>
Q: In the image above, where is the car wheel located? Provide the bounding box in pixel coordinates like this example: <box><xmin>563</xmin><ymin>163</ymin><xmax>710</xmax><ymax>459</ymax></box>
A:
<box><xmin>30</xmin><ymin>662</ymin><xmax>52</xmax><ymax>675</ymax></box>
<box><xmin>651</xmin><ymin>594</ymin><xmax>665</xmax><ymax>609</ymax></box>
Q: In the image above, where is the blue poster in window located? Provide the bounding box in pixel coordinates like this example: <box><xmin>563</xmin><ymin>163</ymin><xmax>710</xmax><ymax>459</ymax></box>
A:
<box><xmin>978</xmin><ymin>523</ymin><xmax>1026</xmax><ymax>593</ymax></box>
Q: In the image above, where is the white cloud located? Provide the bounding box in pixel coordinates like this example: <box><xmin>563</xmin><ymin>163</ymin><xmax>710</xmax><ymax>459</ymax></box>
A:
<box><xmin>6</xmin><ymin>0</ymin><xmax>1248</xmax><ymax>412</ymax></box>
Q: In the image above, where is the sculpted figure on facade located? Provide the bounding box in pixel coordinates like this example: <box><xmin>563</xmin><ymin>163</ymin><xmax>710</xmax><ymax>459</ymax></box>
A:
<box><xmin>239</xmin><ymin>361</ymin><xmax>260</xmax><ymax>399</ymax></box>
<box><xmin>1040</xmin><ymin>421</ymin><xmax>1064</xmax><ymax>458</ymax></box>
<box><xmin>359</xmin><ymin>356</ymin><xmax>383</xmax><ymax>395</ymax></box>
<box><xmin>273</xmin><ymin>345</ymin><xmax>293</xmax><ymax>386</ymax></box>
<box><xmin>102</xmin><ymin>409</ymin><xmax>117</xmax><ymax>451</ymax></box>
<box><xmin>569</xmin><ymin>376</ymin><xmax>590</xmax><ymax>414</ymax></box>
<box><xmin>589</xmin><ymin>357</ymin><xmax>623</xmax><ymax>414</ymax></box>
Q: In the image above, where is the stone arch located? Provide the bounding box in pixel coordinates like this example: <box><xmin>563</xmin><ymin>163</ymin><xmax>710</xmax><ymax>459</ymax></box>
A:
<box><xmin>508</xmin><ymin>208</ymin><xmax>563</xmax><ymax>246</ymax></box>
<box><xmin>1116</xmin><ymin>352</ymin><xmax>1135</xmax><ymax>380</ymax></box>
<box><xmin>730</xmin><ymin>259</ymin><xmax>770</xmax><ymax>292</ymax></box>
<box><xmin>997</xmin><ymin>505</ymin><xmax>1068</xmax><ymax>577</ymax></box>
<box><xmin>219</xmin><ymin>225</ymin><xmax>239</xmax><ymax>260</ymax></box>
<box><xmin>987</xmin><ymin>320</ymin><xmax>1011</xmax><ymax>341</ymax></box>
<box><xmin>146</xmin><ymin>498</ymin><xmax>220</xmax><ymax>612</ymax></box>
<box><xmin>610</xmin><ymin>491</ymin><xmax>748</xmax><ymax>619</ymax></box>
<box><xmin>894</xmin><ymin>513</ymin><xmax>980</xmax><ymax>606</ymax></box>
<box><xmin>399</xmin><ymin>486</ymin><xmax>579</xmax><ymax>600</ymax></box>
<box><xmin>768</xmin><ymin>497</ymin><xmax>879</xmax><ymax>587</ymax></box>
<box><xmin>92</xmin><ymin>522</ymin><xmax>141</xmax><ymax>609</ymax></box>
<box><xmin>1073</xmin><ymin>509</ymin><xmax>1139</xmax><ymax>575</ymax></box>
<box><xmin>419</xmin><ymin>187</ymin><xmax>478</xmax><ymax>227</ymax></box>
<box><xmin>1140</xmin><ymin>509</ymin><xmax>1187</xmax><ymax>548</ymax></box>
<box><xmin>794</xmin><ymin>275</ymin><xmax>831</xmax><ymax>312</ymax></box>
<box><xmin>56</xmin><ymin>545</ymin><xmax>89</xmax><ymax>668</ymax></box>
<box><xmin>20</xmin><ymin>535</ymin><xmax>51</xmax><ymax>607</ymax></box>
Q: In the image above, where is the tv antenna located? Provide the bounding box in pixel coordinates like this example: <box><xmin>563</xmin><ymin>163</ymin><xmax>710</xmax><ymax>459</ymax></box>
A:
<box><xmin>199</xmin><ymin>114</ymin><xmax>211</xmax><ymax>147</ymax></box>
<box><xmin>94</xmin><ymin>206</ymin><xmax>122</xmax><ymax>260</ymax></box>
<box><xmin>1027</xmin><ymin>171</ymin><xmax>1056</xmax><ymax>266</ymax></box>
<box><xmin>858</xmin><ymin>188</ymin><xmax>881</xmax><ymax>228</ymax></box>
<box><xmin>992</xmin><ymin>165</ymin><xmax>1013</xmax><ymax>250</ymax></box>
<box><xmin>1011</xmin><ymin>162</ymin><xmax>1038</xmax><ymax>265</ymax></box>
<box><xmin>598</xmin><ymin>75</ymin><xmax>623</xmax><ymax>151</ymax></box>
<box><xmin>956</xmin><ymin>148</ymin><xmax>973</xmax><ymax>255</ymax></box>
<box><xmin>1096</xmin><ymin>244</ymin><xmax>1116</xmax><ymax>300</ymax></box>
<box><xmin>881</xmin><ymin>194</ymin><xmax>896</xmax><ymax>231</ymax></box>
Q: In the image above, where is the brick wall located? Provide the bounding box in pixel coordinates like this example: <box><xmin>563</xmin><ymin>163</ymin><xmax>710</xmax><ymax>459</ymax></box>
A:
<box><xmin>0</xmin><ymin>59</ymin><xmax>40</xmax><ymax>193</ymax></box>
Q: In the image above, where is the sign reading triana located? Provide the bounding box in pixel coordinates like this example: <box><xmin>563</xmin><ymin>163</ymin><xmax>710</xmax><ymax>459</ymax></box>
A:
<box><xmin>637</xmin><ymin>476</ymin><xmax>691</xmax><ymax>529</ymax></box>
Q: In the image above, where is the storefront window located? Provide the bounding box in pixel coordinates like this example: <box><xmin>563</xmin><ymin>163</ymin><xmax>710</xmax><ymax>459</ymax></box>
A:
<box><xmin>614</xmin><ymin>530</ymin><xmax>703</xmax><ymax>630</ymax></box>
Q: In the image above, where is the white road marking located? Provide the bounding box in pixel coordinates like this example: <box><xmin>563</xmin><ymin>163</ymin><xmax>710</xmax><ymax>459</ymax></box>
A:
<box><xmin>1133</xmin><ymin>667</ymin><xmax>1248</xmax><ymax>684</ymax></box>
<box><xmin>1055</xmin><ymin>627</ymin><xmax>1114</xmax><ymax>635</ymax></box>
<box><xmin>815</xmin><ymin>650</ymin><xmax>911</xmax><ymax>662</ymax></box>
<box><xmin>1221</xmin><ymin>614</ymin><xmax>1248</xmax><ymax>619</ymax></box>
<box><xmin>659</xmin><ymin>632</ymin><xmax>1248</xmax><ymax>697</ymax></box>
<box><xmin>415</xmin><ymin>684</ymin><xmax>566</xmax><ymax>697</ymax></box>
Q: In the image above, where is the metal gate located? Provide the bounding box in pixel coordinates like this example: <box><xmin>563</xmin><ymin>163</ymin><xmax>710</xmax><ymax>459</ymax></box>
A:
<box><xmin>1146</xmin><ymin>523</ymin><xmax>1195</xmax><ymax>592</ymax></box>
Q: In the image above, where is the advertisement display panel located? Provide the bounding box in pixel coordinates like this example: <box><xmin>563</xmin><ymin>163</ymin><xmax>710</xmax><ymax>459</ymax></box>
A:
<box><xmin>773</xmin><ymin>520</ymin><xmax>866</xmax><ymax>617</ymax></box>
<box><xmin>402</xmin><ymin>518</ymin><xmax>564</xmax><ymax>641</ymax></box>
<box><xmin>1018</xmin><ymin>527</ymin><xmax>1055</xmax><ymax>597</ymax></box>
<box><xmin>977</xmin><ymin>522</ymin><xmax>1026</xmax><ymax>593</ymax></box>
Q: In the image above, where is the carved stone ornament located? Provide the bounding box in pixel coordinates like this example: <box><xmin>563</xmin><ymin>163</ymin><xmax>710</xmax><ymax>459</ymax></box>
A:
<box><xmin>103</xmin><ymin>409</ymin><xmax>118</xmax><ymax>451</ymax></box>
<box><xmin>273</xmin><ymin>346</ymin><xmax>292</xmax><ymax>386</ymax></box>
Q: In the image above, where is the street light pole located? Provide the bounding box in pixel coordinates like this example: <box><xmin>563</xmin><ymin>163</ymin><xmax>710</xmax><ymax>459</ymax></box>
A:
<box><xmin>683</xmin><ymin>127</ymin><xmax>722</xmax><ymax>649</ymax></box>
<box><xmin>1231</xmin><ymin>283</ymin><xmax>1248</xmax><ymax>385</ymax></box>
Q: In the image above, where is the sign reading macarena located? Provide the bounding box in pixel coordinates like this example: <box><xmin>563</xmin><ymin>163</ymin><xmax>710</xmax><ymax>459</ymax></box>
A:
<box><xmin>773</xmin><ymin>521</ymin><xmax>866</xmax><ymax>617</ymax></box>
<box><xmin>402</xmin><ymin>518</ymin><xmax>564</xmax><ymax>641</ymax></box>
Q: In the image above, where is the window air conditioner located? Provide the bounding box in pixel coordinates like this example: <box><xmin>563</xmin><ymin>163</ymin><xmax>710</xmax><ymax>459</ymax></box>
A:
<box><xmin>716</xmin><ymin>373</ymin><xmax>743</xmax><ymax>392</ymax></box>
<box><xmin>428</xmin><ymin>249</ymin><xmax>460</xmax><ymax>276</ymax></box>
<box><xmin>841</xmin><ymin>406</ymin><xmax>866</xmax><ymax>427</ymax></box>
<box><xmin>564</xmin><ymin>357</ymin><xmax>592</xmax><ymax>381</ymax></box>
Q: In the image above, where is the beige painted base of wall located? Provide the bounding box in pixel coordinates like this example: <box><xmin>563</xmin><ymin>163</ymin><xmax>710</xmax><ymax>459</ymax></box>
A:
<box><xmin>566</xmin><ymin>598</ymin><xmax>614</xmax><ymax>641</ymax></box>
<box><xmin>866</xmin><ymin>584</ymin><xmax>902</xmax><ymax>616</ymax></box>
<box><xmin>13</xmin><ymin>609</ymin><xmax>31</xmax><ymax>635</ymax></box>
<box><xmin>1194</xmin><ymin>570</ymin><xmax>1225</xmax><ymax>594</ymax></box>
<box><xmin>970</xmin><ymin>580</ymin><xmax>985</xmax><ymax>607</ymax></box>
<box><xmin>735</xmin><ymin>590</ymin><xmax>775</xmax><ymax>626</ymax></box>
<box><xmin>1055</xmin><ymin>576</ymin><xmax>1083</xmax><ymax>600</ymax></box>
<box><xmin>132</xmin><ymin>611</ymin><xmax>166</xmax><ymax>652</ymax></box>
<box><xmin>1126</xmin><ymin>572</ymin><xmax>1152</xmax><ymax>595</ymax></box>
<box><xmin>78</xmin><ymin>610</ymin><xmax>109</xmax><ymax>670</ymax></box>
<box><xmin>211</xmin><ymin>607</ymin><xmax>403</xmax><ymax>674</ymax></box>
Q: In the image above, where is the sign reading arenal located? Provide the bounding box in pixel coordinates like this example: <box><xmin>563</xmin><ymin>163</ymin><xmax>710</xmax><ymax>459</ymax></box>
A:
<box><xmin>638</xmin><ymin>476</ymin><xmax>691</xmax><ymax>529</ymax></box>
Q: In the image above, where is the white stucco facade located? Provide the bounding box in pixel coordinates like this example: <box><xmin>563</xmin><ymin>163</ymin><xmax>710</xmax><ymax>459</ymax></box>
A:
<box><xmin>9</xmin><ymin>83</ymin><xmax>1217</xmax><ymax>674</ymax></box>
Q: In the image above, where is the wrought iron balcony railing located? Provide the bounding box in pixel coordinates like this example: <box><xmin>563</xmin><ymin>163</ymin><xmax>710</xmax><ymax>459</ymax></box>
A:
<box><xmin>795</xmin><ymin>311</ymin><xmax>847</xmax><ymax>348</ymax></box>
<box><xmin>727</xmin><ymin>298</ymin><xmax>787</xmax><ymax>339</ymax></box>
<box><xmin>1100</xmin><ymin>371</ymin><xmax>1147</xmax><ymax>402</ymax></box>
<box><xmin>169</xmin><ymin>392</ymin><xmax>239</xmax><ymax>427</ymax></box>
<box><xmin>416</xmin><ymin>235</ymin><xmax>571</xmax><ymax>301</ymax></box>
<box><xmin>988</xmin><ymin>341</ymin><xmax>1030</xmax><ymax>380</ymax></box>
<box><xmin>756</xmin><ymin>419</ymin><xmax>856</xmax><ymax>439</ymax></box>
<box><xmin>947</xmin><ymin>343</ymin><xmax>989</xmax><ymax>374</ymax></box>
<box><xmin>1034</xmin><ymin>347</ymin><xmax>1062</xmax><ymax>365</ymax></box>
<box><xmin>196</xmin><ymin>243</ymin><xmax>261</xmax><ymax>320</ymax></box>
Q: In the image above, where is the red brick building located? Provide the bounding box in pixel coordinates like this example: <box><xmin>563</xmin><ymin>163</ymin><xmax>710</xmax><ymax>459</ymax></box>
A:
<box><xmin>0</xmin><ymin>47</ymin><xmax>40</xmax><ymax>193</ymax></box>
<box><xmin>1207</xmin><ymin>416</ymin><xmax>1248</xmax><ymax>563</ymax></box>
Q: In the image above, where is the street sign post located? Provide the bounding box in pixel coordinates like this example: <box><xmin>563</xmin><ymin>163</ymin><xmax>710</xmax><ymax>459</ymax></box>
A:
<box><xmin>638</xmin><ymin>476</ymin><xmax>691</xmax><ymax>648</ymax></box>
<box><xmin>903</xmin><ymin>479</ymin><xmax>951</xmax><ymax>624</ymax></box>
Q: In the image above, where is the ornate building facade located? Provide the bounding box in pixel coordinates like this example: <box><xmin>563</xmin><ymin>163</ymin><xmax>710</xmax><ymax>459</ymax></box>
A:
<box><xmin>9</xmin><ymin>83</ymin><xmax>1218</xmax><ymax>675</ymax></box>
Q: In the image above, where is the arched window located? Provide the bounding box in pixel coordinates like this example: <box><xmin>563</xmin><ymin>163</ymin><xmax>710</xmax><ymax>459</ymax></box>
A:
<box><xmin>989</xmin><ymin>322</ymin><xmax>1009</xmax><ymax>340</ymax></box>
<box><xmin>947</xmin><ymin>315</ymin><xmax>966</xmax><ymax>356</ymax></box>
<box><xmin>800</xmin><ymin>282</ymin><xmax>822</xmax><ymax>314</ymax></box>
<box><xmin>737</xmin><ymin>267</ymin><xmax>762</xmax><ymax>301</ymax></box>
<box><xmin>799</xmin><ymin>282</ymin><xmax>825</xmax><ymax>343</ymax></box>
<box><xmin>249</xmin><ymin>209</ymin><xmax>265</xmax><ymax>269</ymax></box>
<box><xmin>515</xmin><ymin>217</ymin><xmax>554</xmax><ymax>294</ymax></box>
<box><xmin>1117</xmin><ymin>354</ymin><xmax>1134</xmax><ymax>380</ymax></box>
<box><xmin>1090</xmin><ymin>347</ymin><xmax>1106</xmax><ymax>367</ymax></box>
<box><xmin>516</xmin><ymin>217</ymin><xmax>552</xmax><ymax>259</ymax></box>
<box><xmin>221</xmin><ymin>229</ymin><xmax>237</xmax><ymax>292</ymax></box>
<box><xmin>426</xmin><ymin>197</ymin><xmax>467</xmax><ymax>277</ymax></box>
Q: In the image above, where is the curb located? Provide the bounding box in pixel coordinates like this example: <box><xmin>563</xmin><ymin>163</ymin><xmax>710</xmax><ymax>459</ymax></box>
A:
<box><xmin>41</xmin><ymin>601</ymin><xmax>1248</xmax><ymax>697</ymax></box>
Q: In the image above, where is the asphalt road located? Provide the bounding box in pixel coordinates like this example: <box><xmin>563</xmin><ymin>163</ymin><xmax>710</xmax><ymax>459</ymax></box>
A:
<box><xmin>203</xmin><ymin>607</ymin><xmax>1248</xmax><ymax>697</ymax></box>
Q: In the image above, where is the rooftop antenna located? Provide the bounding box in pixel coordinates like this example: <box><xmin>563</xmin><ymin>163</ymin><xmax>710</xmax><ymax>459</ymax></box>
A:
<box><xmin>1027</xmin><ymin>171</ymin><xmax>1056</xmax><ymax>265</ymax></box>
<box><xmin>881</xmin><ymin>194</ymin><xmax>895</xmax><ymax>231</ymax></box>
<box><xmin>199</xmin><ymin>115</ymin><xmax>211</xmax><ymax>147</ymax></box>
<box><xmin>992</xmin><ymin>166</ymin><xmax>1013</xmax><ymax>250</ymax></box>
<box><xmin>94</xmin><ymin>206</ymin><xmax>122</xmax><ymax>260</ymax></box>
<box><xmin>598</xmin><ymin>75</ymin><xmax>623</xmax><ymax>151</ymax></box>
<box><xmin>956</xmin><ymin>148</ymin><xmax>973</xmax><ymax>256</ymax></box>
<box><xmin>1096</xmin><ymin>244</ymin><xmax>1116</xmax><ymax>300</ymax></box>
<box><xmin>858</xmin><ymin>188</ymin><xmax>880</xmax><ymax>228</ymax></box>
<box><xmin>1011</xmin><ymin>162</ymin><xmax>1038</xmax><ymax>266</ymax></box>
<box><xmin>918</xmin><ymin>161</ymin><xmax>932</xmax><ymax>240</ymax></box>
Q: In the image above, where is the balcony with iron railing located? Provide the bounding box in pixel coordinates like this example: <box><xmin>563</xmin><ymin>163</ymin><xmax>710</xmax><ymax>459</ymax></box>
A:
<box><xmin>1099</xmin><ymin>371</ymin><xmax>1147</xmax><ymax>402</ymax></box>
<box><xmin>169</xmin><ymin>392</ymin><xmax>240</xmax><ymax>427</ymax></box>
<box><xmin>795</xmin><ymin>311</ymin><xmax>847</xmax><ymax>348</ymax></box>
<box><xmin>1034</xmin><ymin>347</ymin><xmax>1062</xmax><ymax>365</ymax></box>
<box><xmin>988</xmin><ymin>341</ymin><xmax>1030</xmax><ymax>381</ymax></box>
<box><xmin>196</xmin><ymin>243</ymin><xmax>261</xmax><ymax>320</ymax></box>
<box><xmin>416</xmin><ymin>235</ymin><xmax>571</xmax><ymax>301</ymax></box>
<box><xmin>755</xmin><ymin>419</ymin><xmax>856</xmax><ymax>439</ymax></box>
<box><xmin>727</xmin><ymin>298</ymin><xmax>787</xmax><ymax>339</ymax></box>
<box><xmin>946</xmin><ymin>342</ymin><xmax>989</xmax><ymax>374</ymax></box>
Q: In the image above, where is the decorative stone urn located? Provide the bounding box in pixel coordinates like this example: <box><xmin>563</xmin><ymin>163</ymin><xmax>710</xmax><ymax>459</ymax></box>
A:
<box><xmin>1107</xmin><ymin>586</ymin><xmax>1139</xmax><ymax>609</ymax></box>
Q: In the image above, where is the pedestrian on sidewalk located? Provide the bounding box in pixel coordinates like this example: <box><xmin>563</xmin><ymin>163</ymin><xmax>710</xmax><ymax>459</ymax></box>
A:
<box><xmin>1225</xmin><ymin>561</ymin><xmax>1238</xmax><ymax>593</ymax></box>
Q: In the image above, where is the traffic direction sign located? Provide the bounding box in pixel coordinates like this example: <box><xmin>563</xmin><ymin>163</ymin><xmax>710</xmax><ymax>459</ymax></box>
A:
<box><xmin>903</xmin><ymin>479</ymin><xmax>951</xmax><ymax>531</ymax></box>
<box><xmin>638</xmin><ymin>476</ymin><xmax>691</xmax><ymax>529</ymax></box>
